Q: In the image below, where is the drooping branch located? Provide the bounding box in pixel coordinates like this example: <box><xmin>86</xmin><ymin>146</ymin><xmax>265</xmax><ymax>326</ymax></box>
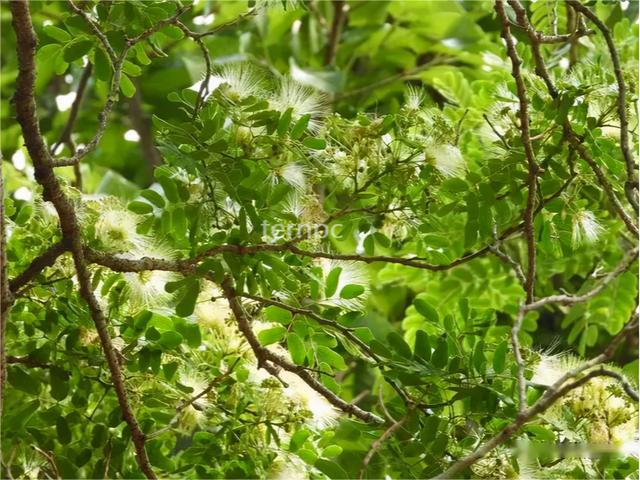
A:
<box><xmin>221</xmin><ymin>276</ymin><xmax>384</xmax><ymax>424</ymax></box>
<box><xmin>506</xmin><ymin>0</ymin><xmax>639</xmax><ymax>237</ymax></box>
<box><xmin>566</xmin><ymin>0</ymin><xmax>638</xmax><ymax>213</ymax></box>
<box><xmin>433</xmin><ymin>310</ymin><xmax>638</xmax><ymax>479</ymax></box>
<box><xmin>524</xmin><ymin>247</ymin><xmax>638</xmax><ymax>311</ymax></box>
<box><xmin>9</xmin><ymin>2</ymin><xmax>155</xmax><ymax>477</ymax></box>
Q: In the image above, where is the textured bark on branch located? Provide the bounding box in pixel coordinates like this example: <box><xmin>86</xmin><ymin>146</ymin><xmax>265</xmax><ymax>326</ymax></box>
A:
<box><xmin>9</xmin><ymin>2</ymin><xmax>156</xmax><ymax>477</ymax></box>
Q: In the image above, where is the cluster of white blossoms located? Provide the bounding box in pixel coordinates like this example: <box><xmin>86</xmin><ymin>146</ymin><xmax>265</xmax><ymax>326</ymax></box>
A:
<box><xmin>532</xmin><ymin>352</ymin><xmax>638</xmax><ymax>447</ymax></box>
<box><xmin>190</xmin><ymin>63</ymin><xmax>328</xmax><ymax>130</ymax></box>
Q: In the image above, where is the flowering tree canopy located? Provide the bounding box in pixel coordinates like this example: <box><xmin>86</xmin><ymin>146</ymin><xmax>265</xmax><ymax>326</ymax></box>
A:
<box><xmin>1</xmin><ymin>1</ymin><xmax>638</xmax><ymax>479</ymax></box>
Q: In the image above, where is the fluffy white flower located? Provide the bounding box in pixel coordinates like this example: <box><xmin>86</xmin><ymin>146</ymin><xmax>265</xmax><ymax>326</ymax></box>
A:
<box><xmin>190</xmin><ymin>63</ymin><xmax>264</xmax><ymax>102</ymax></box>
<box><xmin>269</xmin><ymin>453</ymin><xmax>309</xmax><ymax>480</ymax></box>
<box><xmin>531</xmin><ymin>352</ymin><xmax>583</xmax><ymax>387</ymax></box>
<box><xmin>282</xmin><ymin>373</ymin><xmax>340</xmax><ymax>429</ymax></box>
<box><xmin>425</xmin><ymin>144</ymin><xmax>466</xmax><ymax>178</ymax></box>
<box><xmin>572</xmin><ymin>210</ymin><xmax>604</xmax><ymax>245</ymax></box>
<box><xmin>195</xmin><ymin>285</ymin><xmax>232</xmax><ymax>330</ymax></box>
<box><xmin>178</xmin><ymin>372</ymin><xmax>212</xmax><ymax>430</ymax></box>
<box><xmin>95</xmin><ymin>207</ymin><xmax>146</xmax><ymax>252</ymax></box>
<box><xmin>120</xmin><ymin>244</ymin><xmax>177</xmax><ymax>311</ymax></box>
<box><xmin>279</xmin><ymin>163</ymin><xmax>307</xmax><ymax>193</ymax></box>
<box><xmin>317</xmin><ymin>258</ymin><xmax>370</xmax><ymax>310</ymax></box>
<box><xmin>405</xmin><ymin>85</ymin><xmax>425</xmax><ymax>110</ymax></box>
<box><xmin>270</xmin><ymin>78</ymin><xmax>328</xmax><ymax>131</ymax></box>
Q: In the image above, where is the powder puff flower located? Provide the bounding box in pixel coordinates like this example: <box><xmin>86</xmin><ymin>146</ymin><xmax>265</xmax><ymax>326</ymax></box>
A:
<box><xmin>270</xmin><ymin>78</ymin><xmax>328</xmax><ymax>131</ymax></box>
<box><xmin>282</xmin><ymin>373</ymin><xmax>340</xmax><ymax>429</ymax></box>
<box><xmin>572</xmin><ymin>210</ymin><xmax>604</xmax><ymax>245</ymax></box>
<box><xmin>277</xmin><ymin>163</ymin><xmax>308</xmax><ymax>193</ymax></box>
<box><xmin>531</xmin><ymin>352</ymin><xmax>583</xmax><ymax>387</ymax></box>
<box><xmin>178</xmin><ymin>372</ymin><xmax>212</xmax><ymax>430</ymax></box>
<box><xmin>195</xmin><ymin>285</ymin><xmax>232</xmax><ymax>330</ymax></box>
<box><xmin>424</xmin><ymin>144</ymin><xmax>466</xmax><ymax>178</ymax></box>
<box><xmin>269</xmin><ymin>453</ymin><xmax>309</xmax><ymax>480</ymax></box>
<box><xmin>190</xmin><ymin>63</ymin><xmax>264</xmax><ymax>103</ymax></box>
<box><xmin>405</xmin><ymin>85</ymin><xmax>425</xmax><ymax>110</ymax></box>
<box><xmin>94</xmin><ymin>207</ymin><xmax>146</xmax><ymax>252</ymax></box>
<box><xmin>119</xmin><ymin>244</ymin><xmax>177</xmax><ymax>311</ymax></box>
<box><xmin>317</xmin><ymin>258</ymin><xmax>370</xmax><ymax>310</ymax></box>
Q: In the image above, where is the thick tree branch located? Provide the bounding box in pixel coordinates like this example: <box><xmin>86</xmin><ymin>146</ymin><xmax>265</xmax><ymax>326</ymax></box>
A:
<box><xmin>9</xmin><ymin>2</ymin><xmax>156</xmax><ymax>477</ymax></box>
<box><xmin>0</xmin><ymin>162</ymin><xmax>10</xmax><ymax>416</ymax></box>
<box><xmin>221</xmin><ymin>276</ymin><xmax>384</xmax><ymax>424</ymax></box>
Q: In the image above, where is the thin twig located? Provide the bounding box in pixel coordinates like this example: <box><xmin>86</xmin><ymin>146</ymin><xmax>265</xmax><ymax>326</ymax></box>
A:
<box><xmin>221</xmin><ymin>276</ymin><xmax>384</xmax><ymax>424</ymax></box>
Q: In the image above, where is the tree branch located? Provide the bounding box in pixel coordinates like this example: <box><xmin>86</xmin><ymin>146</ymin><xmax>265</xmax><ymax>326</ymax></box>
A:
<box><xmin>8</xmin><ymin>240</ymin><xmax>68</xmax><ymax>294</ymax></box>
<box><xmin>496</xmin><ymin>0</ymin><xmax>539</xmax><ymax>306</ymax></box>
<box><xmin>433</xmin><ymin>311</ymin><xmax>638</xmax><ymax>479</ymax></box>
<box><xmin>50</xmin><ymin>62</ymin><xmax>92</xmax><ymax>189</ymax></box>
<box><xmin>324</xmin><ymin>0</ymin><xmax>348</xmax><ymax>66</ymax></box>
<box><xmin>566</xmin><ymin>0</ymin><xmax>638</xmax><ymax>213</ymax></box>
<box><xmin>523</xmin><ymin>247</ymin><xmax>638</xmax><ymax>311</ymax></box>
<box><xmin>10</xmin><ymin>2</ymin><xmax>155</xmax><ymax>477</ymax></box>
<box><xmin>221</xmin><ymin>275</ymin><xmax>384</xmax><ymax>424</ymax></box>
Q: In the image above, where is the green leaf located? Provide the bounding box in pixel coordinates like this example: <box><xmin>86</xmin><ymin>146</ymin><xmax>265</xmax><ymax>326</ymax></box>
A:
<box><xmin>325</xmin><ymin>267</ymin><xmax>342</xmax><ymax>297</ymax></box>
<box><xmin>321</xmin><ymin>445</ymin><xmax>343</xmax><ymax>458</ymax></box>
<box><xmin>414</xmin><ymin>298</ymin><xmax>439</xmax><ymax>323</ymax></box>
<box><xmin>157</xmin><ymin>176</ymin><xmax>179</xmax><ymax>203</ymax></box>
<box><xmin>431</xmin><ymin>339</ymin><xmax>449</xmax><ymax>369</ymax></box>
<box><xmin>315</xmin><ymin>459</ymin><xmax>348</xmax><ymax>478</ymax></box>
<box><xmin>8</xmin><ymin>366</ymin><xmax>40</xmax><ymax>395</ymax></box>
<box><xmin>43</xmin><ymin>25</ymin><xmax>71</xmax><ymax>43</ymax></box>
<box><xmin>277</xmin><ymin>108</ymin><xmax>293</xmax><ymax>135</ymax></box>
<box><xmin>339</xmin><ymin>284</ymin><xmax>364</xmax><ymax>299</ymax></box>
<box><xmin>63</xmin><ymin>38</ymin><xmax>94</xmax><ymax>62</ymax></box>
<box><xmin>128</xmin><ymin>200</ymin><xmax>153</xmax><ymax>214</ymax></box>
<box><xmin>120</xmin><ymin>73</ymin><xmax>136</xmax><ymax>98</ymax></box>
<box><xmin>93</xmin><ymin>46</ymin><xmax>112</xmax><ymax>81</ymax></box>
<box><xmin>316</xmin><ymin>345</ymin><xmax>347</xmax><ymax>370</ymax></box>
<box><xmin>287</xmin><ymin>333</ymin><xmax>306</xmax><ymax>364</ymax></box>
<box><xmin>387</xmin><ymin>331</ymin><xmax>412</xmax><ymax>358</ymax></box>
<box><xmin>175</xmin><ymin>280</ymin><xmax>200</xmax><ymax>317</ymax></box>
<box><xmin>140</xmin><ymin>189</ymin><xmax>165</xmax><ymax>208</ymax></box>
<box><xmin>258</xmin><ymin>326</ymin><xmax>287</xmax><ymax>346</ymax></box>
<box><xmin>472</xmin><ymin>340</ymin><xmax>486</xmax><ymax>375</ymax></box>
<box><xmin>263</xmin><ymin>305</ymin><xmax>293</xmax><ymax>324</ymax></box>
<box><xmin>57</xmin><ymin>416</ymin><xmax>72</xmax><ymax>445</ymax></box>
<box><xmin>414</xmin><ymin>330</ymin><xmax>432</xmax><ymax>362</ymax></box>
<box><xmin>291</xmin><ymin>114</ymin><xmax>311</xmax><ymax>139</ymax></box>
<box><xmin>159</xmin><ymin>331</ymin><xmax>183</xmax><ymax>349</ymax></box>
<box><xmin>493</xmin><ymin>341</ymin><xmax>508</xmax><ymax>374</ymax></box>
<box><xmin>302</xmin><ymin>137</ymin><xmax>326</xmax><ymax>150</ymax></box>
